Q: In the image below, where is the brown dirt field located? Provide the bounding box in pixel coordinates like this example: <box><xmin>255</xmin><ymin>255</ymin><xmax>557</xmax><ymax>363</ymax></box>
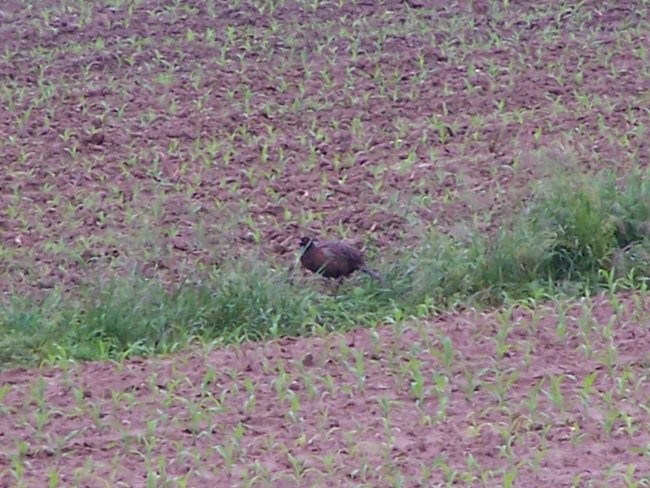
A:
<box><xmin>0</xmin><ymin>0</ymin><xmax>648</xmax><ymax>294</ymax></box>
<box><xmin>1</xmin><ymin>1</ymin><xmax>650</xmax><ymax>486</ymax></box>
<box><xmin>1</xmin><ymin>292</ymin><xmax>648</xmax><ymax>486</ymax></box>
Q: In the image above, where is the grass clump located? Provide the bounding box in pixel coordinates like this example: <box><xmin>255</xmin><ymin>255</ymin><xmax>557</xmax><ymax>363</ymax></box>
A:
<box><xmin>488</xmin><ymin>167</ymin><xmax>650</xmax><ymax>290</ymax></box>
<box><xmin>2</xmin><ymin>168</ymin><xmax>650</xmax><ymax>367</ymax></box>
<box><xmin>386</xmin><ymin>165</ymin><xmax>650</xmax><ymax>305</ymax></box>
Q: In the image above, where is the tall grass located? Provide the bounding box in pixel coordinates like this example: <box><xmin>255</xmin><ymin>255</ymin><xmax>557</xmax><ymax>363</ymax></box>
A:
<box><xmin>2</xmin><ymin>168</ymin><xmax>650</xmax><ymax>367</ymax></box>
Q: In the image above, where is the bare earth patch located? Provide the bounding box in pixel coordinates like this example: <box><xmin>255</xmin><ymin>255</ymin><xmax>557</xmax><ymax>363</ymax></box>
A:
<box><xmin>1</xmin><ymin>1</ymin><xmax>650</xmax><ymax>486</ymax></box>
<box><xmin>0</xmin><ymin>0</ymin><xmax>648</xmax><ymax>294</ymax></box>
<box><xmin>1</xmin><ymin>292</ymin><xmax>648</xmax><ymax>486</ymax></box>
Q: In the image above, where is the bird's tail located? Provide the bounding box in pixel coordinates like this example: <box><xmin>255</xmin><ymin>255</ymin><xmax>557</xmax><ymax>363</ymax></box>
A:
<box><xmin>360</xmin><ymin>266</ymin><xmax>388</xmax><ymax>288</ymax></box>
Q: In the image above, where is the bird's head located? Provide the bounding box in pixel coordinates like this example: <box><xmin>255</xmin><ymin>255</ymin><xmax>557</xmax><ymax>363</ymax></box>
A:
<box><xmin>298</xmin><ymin>236</ymin><xmax>315</xmax><ymax>249</ymax></box>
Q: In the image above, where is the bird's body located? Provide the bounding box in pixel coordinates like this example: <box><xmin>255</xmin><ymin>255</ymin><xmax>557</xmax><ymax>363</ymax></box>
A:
<box><xmin>296</xmin><ymin>237</ymin><xmax>386</xmax><ymax>287</ymax></box>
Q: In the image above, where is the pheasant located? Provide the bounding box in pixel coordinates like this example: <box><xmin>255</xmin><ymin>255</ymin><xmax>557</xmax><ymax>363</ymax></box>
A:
<box><xmin>291</xmin><ymin>236</ymin><xmax>386</xmax><ymax>289</ymax></box>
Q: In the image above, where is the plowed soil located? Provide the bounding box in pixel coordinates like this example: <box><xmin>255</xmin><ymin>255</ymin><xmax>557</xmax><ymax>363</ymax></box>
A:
<box><xmin>1</xmin><ymin>0</ymin><xmax>649</xmax><ymax>486</ymax></box>
<box><xmin>1</xmin><ymin>293</ymin><xmax>648</xmax><ymax>486</ymax></box>
<box><xmin>0</xmin><ymin>0</ymin><xmax>648</xmax><ymax>294</ymax></box>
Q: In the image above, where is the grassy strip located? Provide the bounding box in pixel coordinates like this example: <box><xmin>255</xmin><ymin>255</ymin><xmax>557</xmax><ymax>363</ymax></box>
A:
<box><xmin>2</xmin><ymin>168</ymin><xmax>650</xmax><ymax>367</ymax></box>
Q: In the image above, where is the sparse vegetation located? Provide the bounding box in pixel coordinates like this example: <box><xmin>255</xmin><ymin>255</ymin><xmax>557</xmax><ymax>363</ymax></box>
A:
<box><xmin>0</xmin><ymin>0</ymin><xmax>648</xmax><ymax>485</ymax></box>
<box><xmin>6</xmin><ymin>165</ymin><xmax>650</xmax><ymax>365</ymax></box>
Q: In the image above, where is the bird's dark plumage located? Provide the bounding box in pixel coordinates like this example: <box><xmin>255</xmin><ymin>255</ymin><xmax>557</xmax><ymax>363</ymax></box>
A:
<box><xmin>296</xmin><ymin>236</ymin><xmax>386</xmax><ymax>286</ymax></box>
